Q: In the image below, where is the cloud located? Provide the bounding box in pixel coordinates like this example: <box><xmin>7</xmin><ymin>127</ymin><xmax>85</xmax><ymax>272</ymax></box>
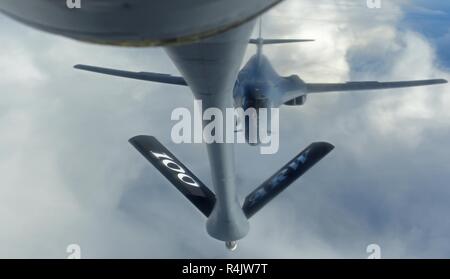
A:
<box><xmin>0</xmin><ymin>0</ymin><xmax>449</xmax><ymax>258</ymax></box>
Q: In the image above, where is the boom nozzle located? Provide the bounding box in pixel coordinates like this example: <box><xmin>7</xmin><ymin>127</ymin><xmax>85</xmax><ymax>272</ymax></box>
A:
<box><xmin>226</xmin><ymin>241</ymin><xmax>238</xmax><ymax>251</ymax></box>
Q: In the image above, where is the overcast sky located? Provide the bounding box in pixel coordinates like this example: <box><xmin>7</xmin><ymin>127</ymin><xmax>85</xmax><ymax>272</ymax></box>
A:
<box><xmin>1</xmin><ymin>0</ymin><xmax>450</xmax><ymax>258</ymax></box>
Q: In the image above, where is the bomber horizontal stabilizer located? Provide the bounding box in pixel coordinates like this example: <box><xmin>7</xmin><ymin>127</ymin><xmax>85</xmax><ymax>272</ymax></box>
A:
<box><xmin>249</xmin><ymin>39</ymin><xmax>314</xmax><ymax>45</ymax></box>
<box><xmin>74</xmin><ymin>64</ymin><xmax>188</xmax><ymax>86</ymax></box>
<box><xmin>129</xmin><ymin>136</ymin><xmax>215</xmax><ymax>217</ymax></box>
<box><xmin>242</xmin><ymin>142</ymin><xmax>334</xmax><ymax>218</ymax></box>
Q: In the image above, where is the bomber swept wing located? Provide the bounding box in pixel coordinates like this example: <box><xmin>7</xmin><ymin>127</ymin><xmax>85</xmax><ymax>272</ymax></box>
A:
<box><xmin>305</xmin><ymin>79</ymin><xmax>448</xmax><ymax>93</ymax></box>
<box><xmin>283</xmin><ymin>78</ymin><xmax>448</xmax><ymax>105</ymax></box>
<box><xmin>74</xmin><ymin>64</ymin><xmax>188</xmax><ymax>86</ymax></box>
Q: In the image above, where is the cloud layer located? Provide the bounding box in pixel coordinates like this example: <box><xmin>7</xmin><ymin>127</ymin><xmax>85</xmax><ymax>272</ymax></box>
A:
<box><xmin>0</xmin><ymin>0</ymin><xmax>449</xmax><ymax>258</ymax></box>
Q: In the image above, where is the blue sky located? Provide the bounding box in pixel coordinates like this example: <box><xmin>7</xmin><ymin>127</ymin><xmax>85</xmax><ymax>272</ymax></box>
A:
<box><xmin>402</xmin><ymin>0</ymin><xmax>450</xmax><ymax>68</ymax></box>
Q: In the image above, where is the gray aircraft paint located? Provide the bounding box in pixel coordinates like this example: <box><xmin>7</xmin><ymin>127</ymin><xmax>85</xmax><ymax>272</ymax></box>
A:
<box><xmin>0</xmin><ymin>0</ymin><xmax>282</xmax><ymax>46</ymax></box>
<box><xmin>0</xmin><ymin>0</ymin><xmax>285</xmax><ymax>244</ymax></box>
<box><xmin>1</xmin><ymin>0</ymin><xmax>447</xmax><ymax>246</ymax></box>
<box><xmin>165</xmin><ymin>22</ymin><xmax>257</xmax><ymax>241</ymax></box>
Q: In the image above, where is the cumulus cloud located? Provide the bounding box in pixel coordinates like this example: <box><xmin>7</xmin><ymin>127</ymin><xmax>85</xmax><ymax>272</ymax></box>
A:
<box><xmin>0</xmin><ymin>0</ymin><xmax>449</xmax><ymax>258</ymax></box>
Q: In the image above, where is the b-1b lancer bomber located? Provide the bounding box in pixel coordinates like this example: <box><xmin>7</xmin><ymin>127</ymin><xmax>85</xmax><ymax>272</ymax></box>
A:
<box><xmin>74</xmin><ymin>21</ymin><xmax>447</xmax><ymax>251</ymax></box>
<box><xmin>1</xmin><ymin>0</ymin><xmax>447</xmax><ymax>251</ymax></box>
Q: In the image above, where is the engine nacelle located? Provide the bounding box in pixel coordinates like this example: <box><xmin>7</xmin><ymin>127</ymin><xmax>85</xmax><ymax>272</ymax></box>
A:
<box><xmin>284</xmin><ymin>94</ymin><xmax>307</xmax><ymax>106</ymax></box>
